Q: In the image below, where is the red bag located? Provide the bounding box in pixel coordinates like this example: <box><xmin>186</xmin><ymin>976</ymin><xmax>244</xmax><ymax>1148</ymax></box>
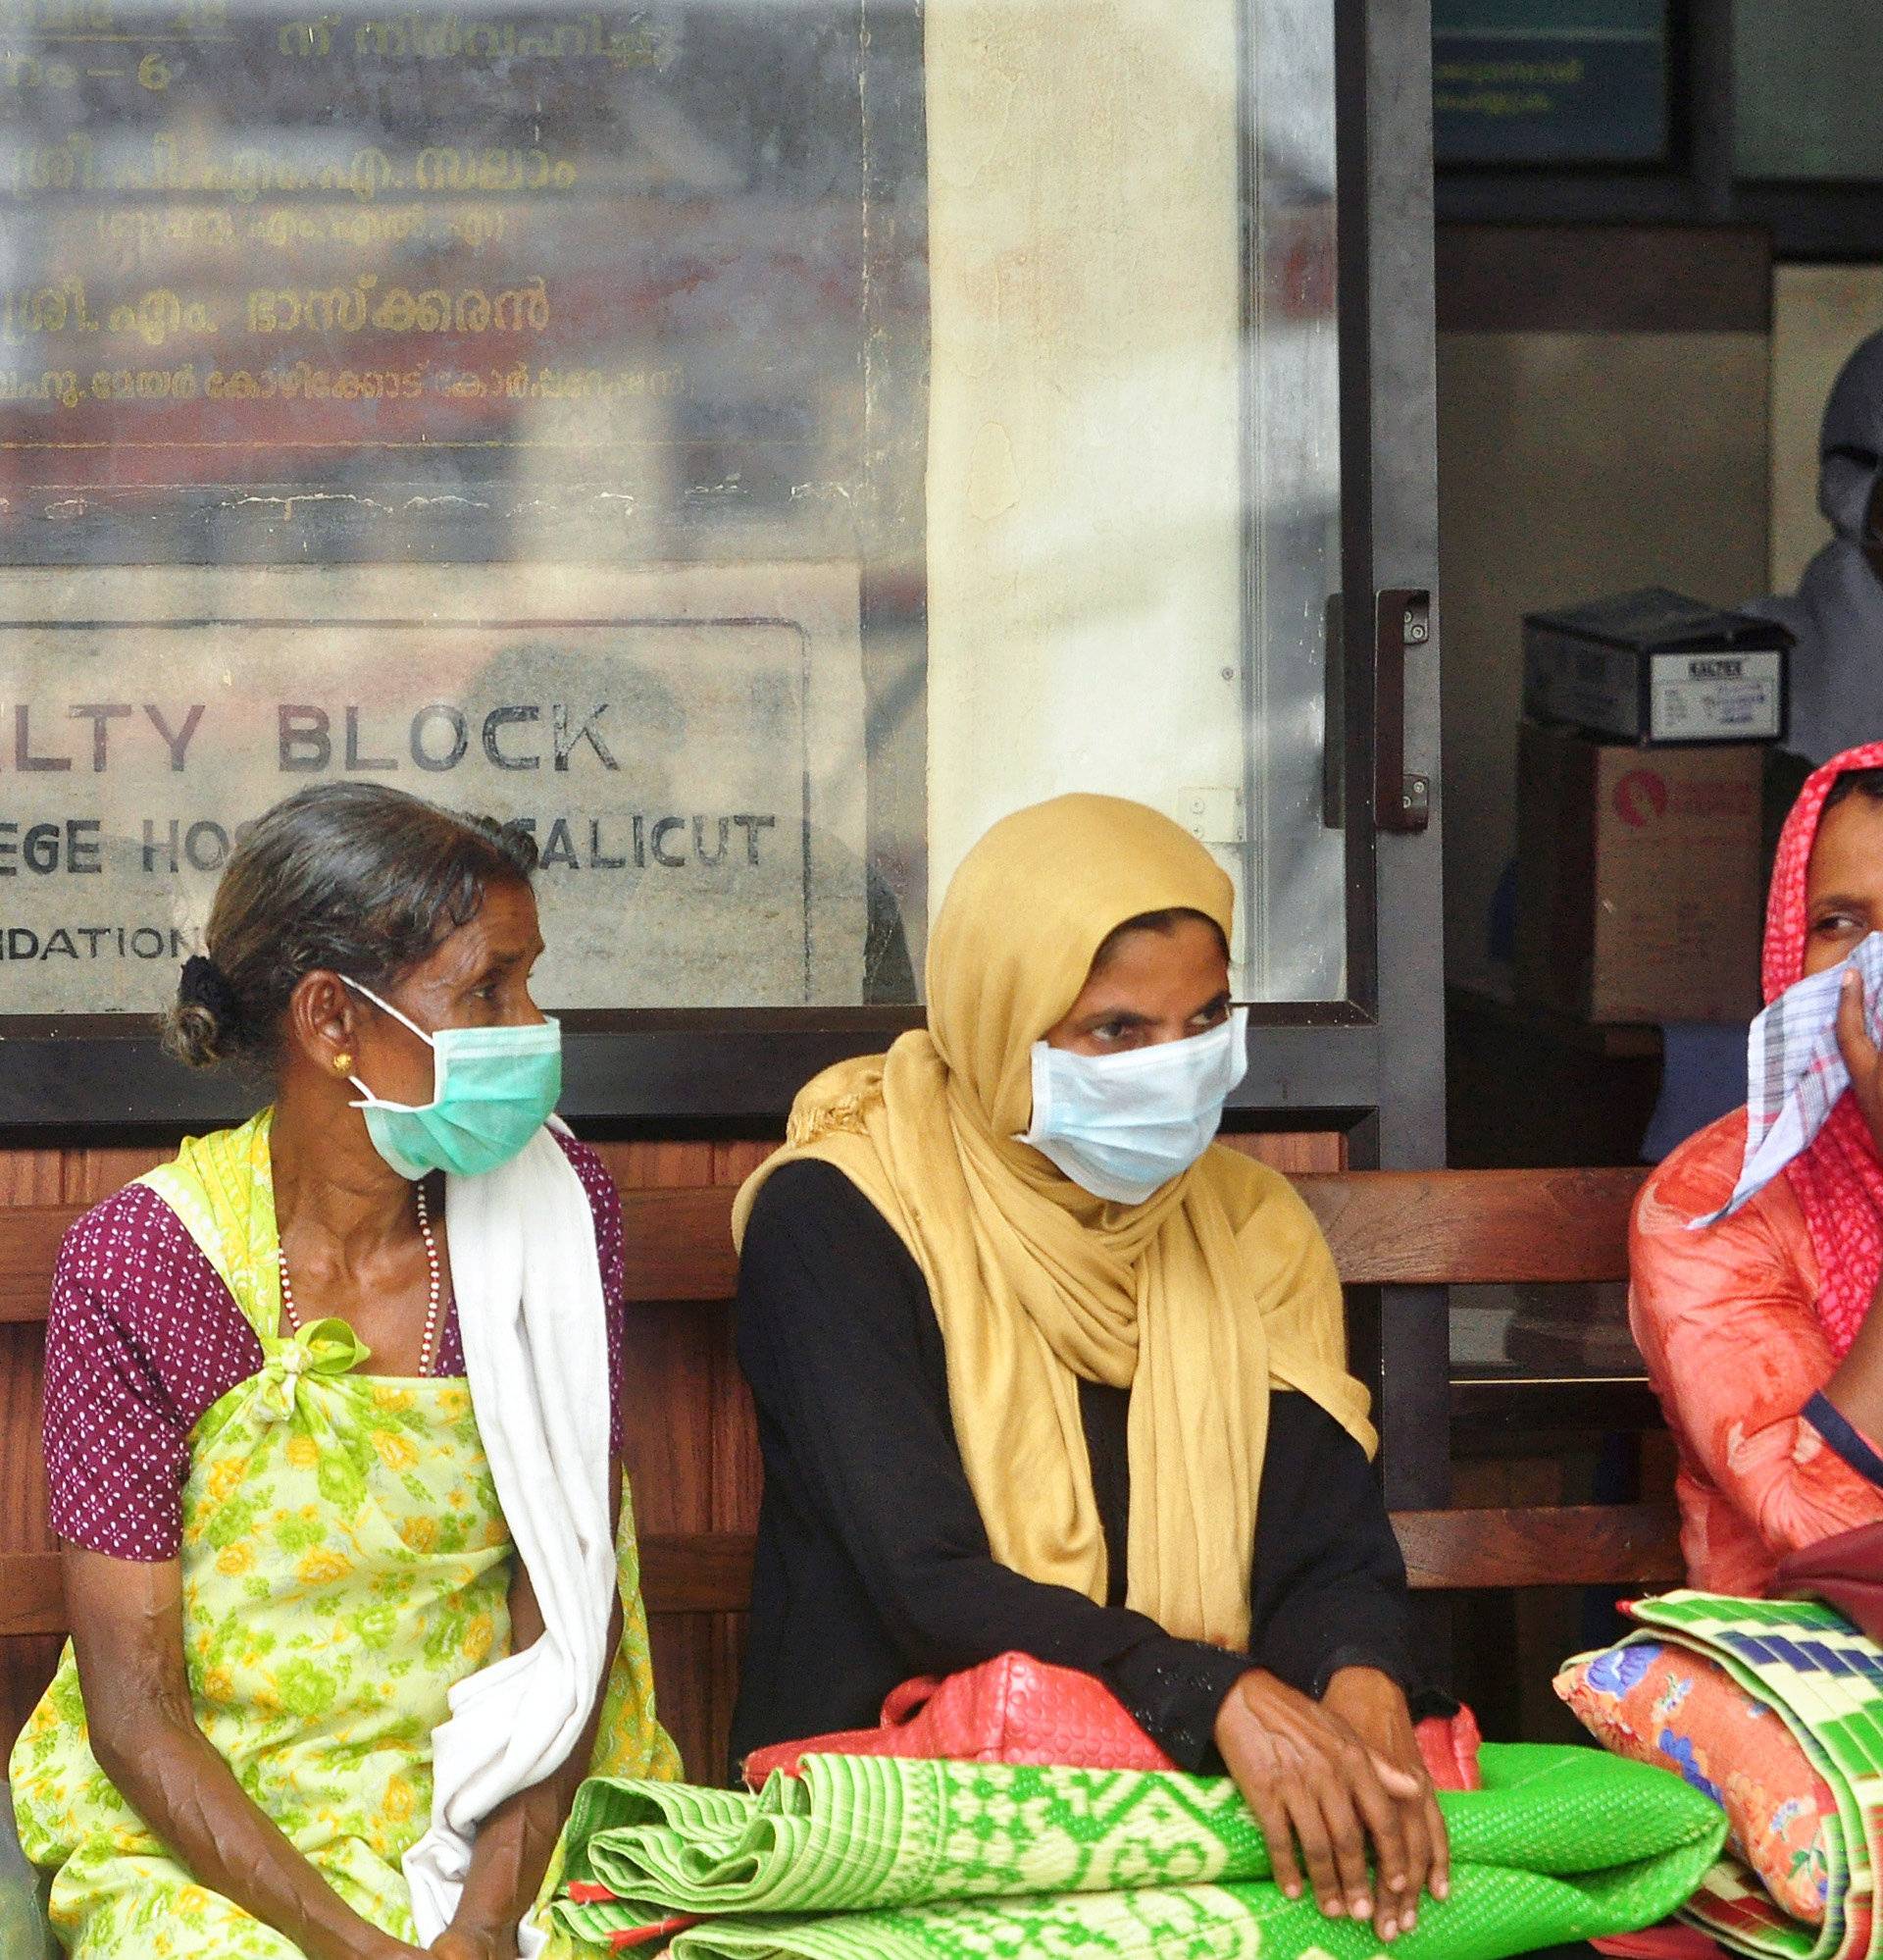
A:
<box><xmin>741</xmin><ymin>1652</ymin><xmax>1174</xmax><ymax>1784</ymax></box>
<box><xmin>1418</xmin><ymin>1698</ymin><xmax>1484</xmax><ymax>1792</ymax></box>
<box><xmin>741</xmin><ymin>1650</ymin><xmax>1482</xmax><ymax>1792</ymax></box>
<box><xmin>1591</xmin><ymin>1931</ymin><xmax>1729</xmax><ymax>1959</ymax></box>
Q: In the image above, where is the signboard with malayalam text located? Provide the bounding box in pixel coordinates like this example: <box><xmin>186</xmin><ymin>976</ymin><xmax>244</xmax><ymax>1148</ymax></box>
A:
<box><xmin>0</xmin><ymin>0</ymin><xmax>928</xmax><ymax>1031</ymax></box>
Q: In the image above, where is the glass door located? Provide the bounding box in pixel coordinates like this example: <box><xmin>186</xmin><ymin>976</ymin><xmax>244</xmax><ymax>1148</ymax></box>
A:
<box><xmin>0</xmin><ymin>0</ymin><xmax>1445</xmax><ymax>1289</ymax></box>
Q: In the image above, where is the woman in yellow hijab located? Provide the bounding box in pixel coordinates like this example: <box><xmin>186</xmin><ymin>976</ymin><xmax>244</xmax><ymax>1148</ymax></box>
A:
<box><xmin>732</xmin><ymin>795</ymin><xmax>1447</xmax><ymax>1945</ymax></box>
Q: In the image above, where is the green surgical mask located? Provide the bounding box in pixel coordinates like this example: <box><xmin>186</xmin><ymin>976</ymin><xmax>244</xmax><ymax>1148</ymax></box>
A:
<box><xmin>342</xmin><ymin>977</ymin><xmax>562</xmax><ymax>1180</ymax></box>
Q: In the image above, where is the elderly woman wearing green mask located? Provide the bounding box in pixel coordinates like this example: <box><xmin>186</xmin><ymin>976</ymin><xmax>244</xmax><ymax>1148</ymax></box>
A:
<box><xmin>10</xmin><ymin>782</ymin><xmax>679</xmax><ymax>1960</ymax></box>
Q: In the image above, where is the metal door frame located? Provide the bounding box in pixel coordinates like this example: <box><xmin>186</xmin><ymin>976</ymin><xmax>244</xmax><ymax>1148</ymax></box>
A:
<box><xmin>1328</xmin><ymin>0</ymin><xmax>1449</xmax><ymax>1515</ymax></box>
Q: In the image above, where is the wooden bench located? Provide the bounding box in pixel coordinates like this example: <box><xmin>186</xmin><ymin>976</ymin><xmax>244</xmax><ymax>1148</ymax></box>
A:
<box><xmin>0</xmin><ymin>1156</ymin><xmax>1675</xmax><ymax>1779</ymax></box>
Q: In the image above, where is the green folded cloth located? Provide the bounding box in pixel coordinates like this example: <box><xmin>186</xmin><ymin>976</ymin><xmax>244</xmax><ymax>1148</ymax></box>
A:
<box><xmin>553</xmin><ymin>1743</ymin><xmax>1726</xmax><ymax>1959</ymax></box>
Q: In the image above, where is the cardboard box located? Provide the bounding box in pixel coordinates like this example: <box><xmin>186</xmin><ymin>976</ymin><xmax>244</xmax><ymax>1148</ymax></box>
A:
<box><xmin>1524</xmin><ymin>588</ymin><xmax>1790</xmax><ymax>746</ymax></box>
<box><xmin>1514</xmin><ymin>719</ymin><xmax>1762</xmax><ymax>1024</ymax></box>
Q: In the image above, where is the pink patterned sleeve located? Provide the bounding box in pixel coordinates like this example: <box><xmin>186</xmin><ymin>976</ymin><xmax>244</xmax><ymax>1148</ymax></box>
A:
<box><xmin>44</xmin><ymin>1188</ymin><xmax>198</xmax><ymax>1561</ymax></box>
<box><xmin>1631</xmin><ymin>1114</ymin><xmax>1883</xmax><ymax>1563</ymax></box>
<box><xmin>555</xmin><ymin>1133</ymin><xmax>629</xmax><ymax>1462</ymax></box>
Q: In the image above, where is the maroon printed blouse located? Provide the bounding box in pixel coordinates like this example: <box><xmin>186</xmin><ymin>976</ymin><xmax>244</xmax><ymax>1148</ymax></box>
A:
<box><xmin>44</xmin><ymin>1131</ymin><xmax>629</xmax><ymax>1562</ymax></box>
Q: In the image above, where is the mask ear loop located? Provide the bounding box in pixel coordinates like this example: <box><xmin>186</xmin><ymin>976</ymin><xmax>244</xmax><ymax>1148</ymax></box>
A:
<box><xmin>1020</xmin><ymin>1036</ymin><xmax>1056</xmax><ymax>1144</ymax></box>
<box><xmin>338</xmin><ymin>976</ymin><xmax>439</xmax><ymax>1111</ymax></box>
<box><xmin>340</xmin><ymin>975</ymin><xmax>435</xmax><ymax>1048</ymax></box>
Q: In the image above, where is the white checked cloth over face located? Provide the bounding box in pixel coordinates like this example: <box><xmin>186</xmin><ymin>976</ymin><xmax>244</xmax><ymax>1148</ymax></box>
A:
<box><xmin>1707</xmin><ymin>742</ymin><xmax>1883</xmax><ymax>1360</ymax></box>
<box><xmin>1698</xmin><ymin>930</ymin><xmax>1883</xmax><ymax>1228</ymax></box>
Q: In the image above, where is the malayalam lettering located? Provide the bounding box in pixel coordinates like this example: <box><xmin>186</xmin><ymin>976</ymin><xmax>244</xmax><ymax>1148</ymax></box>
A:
<box><xmin>0</xmin><ymin>0</ymin><xmax>928</xmax><ymax>564</ymax></box>
<box><xmin>0</xmin><ymin>0</ymin><xmax>929</xmax><ymax>1017</ymax></box>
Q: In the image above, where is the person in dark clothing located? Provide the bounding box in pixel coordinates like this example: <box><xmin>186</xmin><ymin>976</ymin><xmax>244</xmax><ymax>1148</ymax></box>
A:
<box><xmin>1749</xmin><ymin>328</ymin><xmax>1883</xmax><ymax>769</ymax></box>
<box><xmin>730</xmin><ymin>792</ymin><xmax>1447</xmax><ymax>1946</ymax></box>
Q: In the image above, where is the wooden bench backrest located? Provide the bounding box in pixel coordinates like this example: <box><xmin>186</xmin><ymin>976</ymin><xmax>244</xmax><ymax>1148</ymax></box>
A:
<box><xmin>0</xmin><ymin>1152</ymin><xmax>1667</xmax><ymax>1776</ymax></box>
<box><xmin>0</xmin><ymin>1162</ymin><xmax>1651</xmax><ymax>1322</ymax></box>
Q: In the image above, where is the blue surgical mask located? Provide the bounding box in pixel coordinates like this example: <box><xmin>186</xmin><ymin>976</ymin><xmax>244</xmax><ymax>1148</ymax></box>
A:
<box><xmin>1015</xmin><ymin>1008</ymin><xmax>1248</xmax><ymax>1205</ymax></box>
<box><xmin>342</xmin><ymin>977</ymin><xmax>562</xmax><ymax>1181</ymax></box>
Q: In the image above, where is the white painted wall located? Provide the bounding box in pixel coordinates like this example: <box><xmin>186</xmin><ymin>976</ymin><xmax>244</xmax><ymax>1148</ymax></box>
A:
<box><xmin>923</xmin><ymin>0</ymin><xmax>1348</xmax><ymax>997</ymax></box>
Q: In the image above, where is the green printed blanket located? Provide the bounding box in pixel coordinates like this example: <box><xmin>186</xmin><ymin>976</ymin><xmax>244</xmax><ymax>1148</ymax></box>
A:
<box><xmin>1600</xmin><ymin>1591</ymin><xmax>1883</xmax><ymax>1960</ymax></box>
<box><xmin>552</xmin><ymin>1743</ymin><xmax>1726</xmax><ymax>1959</ymax></box>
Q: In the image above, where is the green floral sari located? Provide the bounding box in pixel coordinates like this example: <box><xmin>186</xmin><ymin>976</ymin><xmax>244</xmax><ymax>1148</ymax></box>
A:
<box><xmin>9</xmin><ymin>1111</ymin><xmax>679</xmax><ymax>1959</ymax></box>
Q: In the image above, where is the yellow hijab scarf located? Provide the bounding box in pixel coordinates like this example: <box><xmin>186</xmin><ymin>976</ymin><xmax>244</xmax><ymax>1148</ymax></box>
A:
<box><xmin>733</xmin><ymin>793</ymin><xmax>1373</xmax><ymax>1651</ymax></box>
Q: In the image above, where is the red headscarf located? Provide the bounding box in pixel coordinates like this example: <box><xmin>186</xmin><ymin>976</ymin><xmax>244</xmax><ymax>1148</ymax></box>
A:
<box><xmin>1766</xmin><ymin>741</ymin><xmax>1883</xmax><ymax>1356</ymax></box>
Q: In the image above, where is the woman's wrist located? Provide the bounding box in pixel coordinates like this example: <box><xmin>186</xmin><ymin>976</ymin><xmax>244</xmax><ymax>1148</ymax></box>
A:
<box><xmin>1315</xmin><ymin>1651</ymin><xmax>1405</xmax><ymax>1700</ymax></box>
<box><xmin>1825</xmin><ymin>1278</ymin><xmax>1883</xmax><ymax>1443</ymax></box>
<box><xmin>443</xmin><ymin>1887</ymin><xmax>527</xmax><ymax>1944</ymax></box>
<box><xmin>305</xmin><ymin>1922</ymin><xmax>417</xmax><ymax>1960</ymax></box>
<box><xmin>1321</xmin><ymin>1666</ymin><xmax>1412</xmax><ymax>1735</ymax></box>
<box><xmin>434</xmin><ymin>1920</ymin><xmax>518</xmax><ymax>1960</ymax></box>
<box><xmin>446</xmin><ymin>1791</ymin><xmax>558</xmax><ymax>1945</ymax></box>
<box><xmin>1322</xmin><ymin>1664</ymin><xmax>1400</xmax><ymax>1703</ymax></box>
<box><xmin>1211</xmin><ymin>1667</ymin><xmax>1269</xmax><ymax>1744</ymax></box>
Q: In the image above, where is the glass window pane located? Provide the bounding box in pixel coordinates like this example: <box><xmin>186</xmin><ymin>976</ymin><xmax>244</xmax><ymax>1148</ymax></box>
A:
<box><xmin>1735</xmin><ymin>0</ymin><xmax>1883</xmax><ymax>181</ymax></box>
<box><xmin>928</xmin><ymin>0</ymin><xmax>1346</xmax><ymax>1001</ymax></box>
<box><xmin>1450</xmin><ymin>1282</ymin><xmax>1641</xmax><ymax>1380</ymax></box>
<box><xmin>0</xmin><ymin>0</ymin><xmax>1344</xmax><ymax>1016</ymax></box>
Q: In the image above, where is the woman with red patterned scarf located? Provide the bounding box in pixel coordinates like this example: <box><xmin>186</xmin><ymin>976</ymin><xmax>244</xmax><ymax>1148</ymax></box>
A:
<box><xmin>1634</xmin><ymin>741</ymin><xmax>1883</xmax><ymax>1594</ymax></box>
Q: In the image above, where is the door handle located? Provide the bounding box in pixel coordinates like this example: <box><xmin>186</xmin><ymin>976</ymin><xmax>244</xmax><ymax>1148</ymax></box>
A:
<box><xmin>1375</xmin><ymin>588</ymin><xmax>1431</xmax><ymax>835</ymax></box>
<box><xmin>1322</xmin><ymin>593</ymin><xmax>1346</xmax><ymax>831</ymax></box>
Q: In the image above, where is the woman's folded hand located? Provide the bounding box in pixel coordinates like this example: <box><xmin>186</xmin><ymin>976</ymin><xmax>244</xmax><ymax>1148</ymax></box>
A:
<box><xmin>1320</xmin><ymin>1666</ymin><xmax>1450</xmax><ymax>1929</ymax></box>
<box><xmin>312</xmin><ymin>1932</ymin><xmax>426</xmax><ymax>1960</ymax></box>
<box><xmin>347</xmin><ymin>1934</ymin><xmax>432</xmax><ymax>1960</ymax></box>
<box><xmin>1212</xmin><ymin>1666</ymin><xmax>1442</xmax><ymax>1944</ymax></box>
<box><xmin>429</xmin><ymin>1928</ymin><xmax>513</xmax><ymax>1960</ymax></box>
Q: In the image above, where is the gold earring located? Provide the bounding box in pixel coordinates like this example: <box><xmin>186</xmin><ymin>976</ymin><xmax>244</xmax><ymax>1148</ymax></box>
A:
<box><xmin>332</xmin><ymin>1053</ymin><xmax>354</xmax><ymax>1074</ymax></box>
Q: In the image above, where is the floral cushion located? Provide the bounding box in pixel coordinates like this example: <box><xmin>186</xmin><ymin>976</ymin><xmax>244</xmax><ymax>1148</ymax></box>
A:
<box><xmin>1556</xmin><ymin>1640</ymin><xmax>1835</xmax><ymax>1924</ymax></box>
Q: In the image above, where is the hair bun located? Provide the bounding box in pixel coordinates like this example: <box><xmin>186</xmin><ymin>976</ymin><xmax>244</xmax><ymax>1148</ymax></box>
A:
<box><xmin>178</xmin><ymin>954</ymin><xmax>242</xmax><ymax>1031</ymax></box>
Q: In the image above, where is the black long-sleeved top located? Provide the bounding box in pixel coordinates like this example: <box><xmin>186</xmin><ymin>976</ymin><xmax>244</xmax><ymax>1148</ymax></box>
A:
<box><xmin>730</xmin><ymin>1160</ymin><xmax>1414</xmax><ymax>1779</ymax></box>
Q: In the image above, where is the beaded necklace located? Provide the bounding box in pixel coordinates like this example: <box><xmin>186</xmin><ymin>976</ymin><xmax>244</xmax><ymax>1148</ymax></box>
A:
<box><xmin>277</xmin><ymin>1181</ymin><xmax>443</xmax><ymax>1377</ymax></box>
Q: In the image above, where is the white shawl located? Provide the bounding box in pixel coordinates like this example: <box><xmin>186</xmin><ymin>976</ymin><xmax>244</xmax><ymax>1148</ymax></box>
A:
<box><xmin>402</xmin><ymin>1124</ymin><xmax>617</xmax><ymax>1956</ymax></box>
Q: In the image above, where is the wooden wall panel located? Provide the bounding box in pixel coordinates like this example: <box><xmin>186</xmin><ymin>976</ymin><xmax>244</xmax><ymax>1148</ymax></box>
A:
<box><xmin>616</xmin><ymin>1301</ymin><xmax>717</xmax><ymax>1537</ymax></box>
<box><xmin>1222</xmin><ymin>1132</ymin><xmax>1347</xmax><ymax>1175</ymax></box>
<box><xmin>0</xmin><ymin>1126</ymin><xmax>1349</xmax><ymax>1777</ymax></box>
<box><xmin>616</xmin><ymin>1293</ymin><xmax>718</xmax><ymax>1780</ymax></box>
<box><xmin>0</xmin><ymin>1212</ymin><xmax>72</xmax><ymax>1324</ymax></box>
<box><xmin>0</xmin><ymin>1638</ymin><xmax>60</xmax><ymax>1751</ymax></box>
<box><xmin>0</xmin><ymin>1317</ymin><xmax>59</xmax><ymax>1745</ymax></box>
<box><xmin>61</xmin><ymin>1147</ymin><xmax>169</xmax><ymax>1207</ymax></box>
<box><xmin>604</xmin><ymin>1142</ymin><xmax>719</xmax><ymax>1191</ymax></box>
<box><xmin>0</xmin><ymin>1157</ymin><xmax>63</xmax><ymax>1208</ymax></box>
<box><xmin>0</xmin><ymin>1329</ymin><xmax>50</xmax><ymax>1563</ymax></box>
<box><xmin>712</xmin><ymin>1141</ymin><xmax>778</xmax><ymax>1188</ymax></box>
<box><xmin>648</xmin><ymin>1614</ymin><xmax>719</xmax><ymax>1783</ymax></box>
<box><xmin>706</xmin><ymin>1145</ymin><xmax>765</xmax><ymax>1778</ymax></box>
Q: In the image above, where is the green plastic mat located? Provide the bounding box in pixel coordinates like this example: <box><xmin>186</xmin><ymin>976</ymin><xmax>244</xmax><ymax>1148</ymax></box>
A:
<box><xmin>552</xmin><ymin>1742</ymin><xmax>1725</xmax><ymax>1959</ymax></box>
<box><xmin>1589</xmin><ymin>1590</ymin><xmax>1883</xmax><ymax>1960</ymax></box>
